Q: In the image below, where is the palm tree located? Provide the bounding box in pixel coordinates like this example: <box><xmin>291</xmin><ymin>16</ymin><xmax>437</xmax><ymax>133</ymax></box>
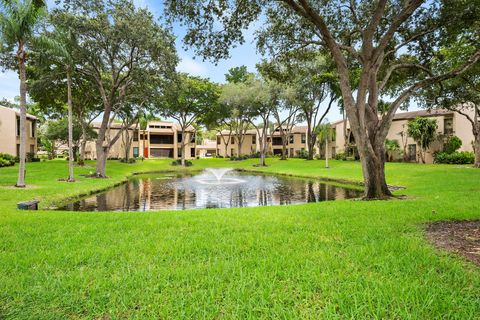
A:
<box><xmin>0</xmin><ymin>0</ymin><xmax>46</xmax><ymax>187</ymax></box>
<box><xmin>316</xmin><ymin>122</ymin><xmax>336</xmax><ymax>168</ymax></box>
<box><xmin>36</xmin><ymin>27</ymin><xmax>78</xmax><ymax>182</ymax></box>
<box><xmin>384</xmin><ymin>139</ymin><xmax>400</xmax><ymax>162</ymax></box>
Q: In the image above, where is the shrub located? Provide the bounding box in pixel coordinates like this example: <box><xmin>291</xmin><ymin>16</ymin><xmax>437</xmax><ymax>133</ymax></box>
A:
<box><xmin>26</xmin><ymin>152</ymin><xmax>40</xmax><ymax>162</ymax></box>
<box><xmin>229</xmin><ymin>155</ymin><xmax>249</xmax><ymax>161</ymax></box>
<box><xmin>119</xmin><ymin>158</ymin><xmax>136</xmax><ymax>164</ymax></box>
<box><xmin>434</xmin><ymin>151</ymin><xmax>474</xmax><ymax>164</ymax></box>
<box><xmin>335</xmin><ymin>152</ymin><xmax>347</xmax><ymax>160</ymax></box>
<box><xmin>443</xmin><ymin>136</ymin><xmax>462</xmax><ymax>154</ymax></box>
<box><xmin>0</xmin><ymin>153</ymin><xmax>16</xmax><ymax>167</ymax></box>
<box><xmin>296</xmin><ymin>149</ymin><xmax>309</xmax><ymax>159</ymax></box>
<box><xmin>171</xmin><ymin>159</ymin><xmax>193</xmax><ymax>166</ymax></box>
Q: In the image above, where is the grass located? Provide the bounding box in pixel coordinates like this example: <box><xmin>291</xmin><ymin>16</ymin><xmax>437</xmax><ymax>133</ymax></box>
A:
<box><xmin>0</xmin><ymin>158</ymin><xmax>479</xmax><ymax>319</ymax></box>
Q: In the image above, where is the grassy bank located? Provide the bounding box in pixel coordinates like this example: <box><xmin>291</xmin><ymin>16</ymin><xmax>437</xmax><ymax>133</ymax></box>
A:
<box><xmin>0</xmin><ymin>158</ymin><xmax>479</xmax><ymax>319</ymax></box>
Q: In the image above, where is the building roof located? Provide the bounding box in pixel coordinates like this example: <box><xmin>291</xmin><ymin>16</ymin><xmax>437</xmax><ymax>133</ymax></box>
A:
<box><xmin>0</xmin><ymin>105</ymin><xmax>38</xmax><ymax>121</ymax></box>
<box><xmin>197</xmin><ymin>139</ymin><xmax>217</xmax><ymax>150</ymax></box>
<box><xmin>392</xmin><ymin>109</ymin><xmax>453</xmax><ymax>121</ymax></box>
<box><xmin>216</xmin><ymin>129</ymin><xmax>257</xmax><ymax>136</ymax></box>
<box><xmin>91</xmin><ymin>120</ymin><xmax>195</xmax><ymax>132</ymax></box>
<box><xmin>329</xmin><ymin>109</ymin><xmax>454</xmax><ymax>128</ymax></box>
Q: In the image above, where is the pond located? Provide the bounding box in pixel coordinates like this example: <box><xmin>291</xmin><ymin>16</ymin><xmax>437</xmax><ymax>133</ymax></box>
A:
<box><xmin>58</xmin><ymin>168</ymin><xmax>362</xmax><ymax>212</ymax></box>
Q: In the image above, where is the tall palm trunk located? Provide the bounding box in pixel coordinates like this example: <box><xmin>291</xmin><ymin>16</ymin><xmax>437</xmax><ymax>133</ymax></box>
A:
<box><xmin>16</xmin><ymin>44</ymin><xmax>27</xmax><ymax>188</ymax></box>
<box><xmin>67</xmin><ymin>68</ymin><xmax>75</xmax><ymax>182</ymax></box>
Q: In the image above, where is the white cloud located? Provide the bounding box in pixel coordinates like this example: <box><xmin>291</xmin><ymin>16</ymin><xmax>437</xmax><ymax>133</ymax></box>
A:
<box><xmin>176</xmin><ymin>56</ymin><xmax>209</xmax><ymax>77</ymax></box>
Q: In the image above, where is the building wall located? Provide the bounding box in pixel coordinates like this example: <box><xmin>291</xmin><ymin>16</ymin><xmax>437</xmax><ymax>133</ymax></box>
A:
<box><xmin>0</xmin><ymin>106</ymin><xmax>37</xmax><ymax>157</ymax></box>
<box><xmin>216</xmin><ymin>134</ymin><xmax>258</xmax><ymax>157</ymax></box>
<box><xmin>85</xmin><ymin>123</ymin><xmax>196</xmax><ymax>160</ymax></box>
<box><xmin>332</xmin><ymin>110</ymin><xmax>475</xmax><ymax>164</ymax></box>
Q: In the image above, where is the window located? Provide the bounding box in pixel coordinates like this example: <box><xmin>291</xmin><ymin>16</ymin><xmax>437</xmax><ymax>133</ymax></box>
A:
<box><xmin>178</xmin><ymin>148</ymin><xmax>182</xmax><ymax>157</ymax></box>
<box><xmin>133</xmin><ymin>130</ymin><xmax>139</xmax><ymax>141</ymax></box>
<box><xmin>30</xmin><ymin>144</ymin><xmax>34</xmax><ymax>154</ymax></box>
<box><xmin>190</xmin><ymin>133</ymin><xmax>196</xmax><ymax>143</ymax></box>
<box><xmin>289</xmin><ymin>135</ymin><xmax>294</xmax><ymax>144</ymax></box>
<box><xmin>301</xmin><ymin>134</ymin><xmax>306</xmax><ymax>144</ymax></box>
<box><xmin>16</xmin><ymin>144</ymin><xmax>20</xmax><ymax>157</ymax></box>
<box><xmin>272</xmin><ymin>137</ymin><xmax>282</xmax><ymax>146</ymax></box>
<box><xmin>190</xmin><ymin>148</ymin><xmax>195</xmax><ymax>157</ymax></box>
<box><xmin>444</xmin><ymin>117</ymin><xmax>453</xmax><ymax>135</ymax></box>
<box><xmin>231</xmin><ymin>136</ymin><xmax>235</xmax><ymax>144</ymax></box>
<box><xmin>133</xmin><ymin>147</ymin><xmax>139</xmax><ymax>158</ymax></box>
<box><xmin>150</xmin><ymin>134</ymin><xmax>173</xmax><ymax>144</ymax></box>
<box><xmin>16</xmin><ymin>117</ymin><xmax>20</xmax><ymax>136</ymax></box>
<box><xmin>31</xmin><ymin>121</ymin><xmax>35</xmax><ymax>138</ymax></box>
<box><xmin>252</xmin><ymin>135</ymin><xmax>256</xmax><ymax>145</ymax></box>
<box><xmin>177</xmin><ymin>133</ymin><xmax>183</xmax><ymax>143</ymax></box>
<box><xmin>217</xmin><ymin>136</ymin><xmax>221</xmax><ymax>144</ymax></box>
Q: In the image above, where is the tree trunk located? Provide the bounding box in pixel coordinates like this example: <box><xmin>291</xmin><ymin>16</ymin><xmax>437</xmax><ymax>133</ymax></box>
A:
<box><xmin>95</xmin><ymin>144</ymin><xmax>108</xmax><ymax>177</ymax></box>
<box><xmin>306</xmin><ymin>120</ymin><xmax>315</xmax><ymax>160</ymax></box>
<box><xmin>16</xmin><ymin>46</ymin><xmax>27</xmax><ymax>188</ymax></box>
<box><xmin>281</xmin><ymin>138</ymin><xmax>288</xmax><ymax>160</ymax></box>
<box><xmin>181</xmin><ymin>129</ymin><xmax>186</xmax><ymax>166</ymax></box>
<box><xmin>79</xmin><ymin>123</ymin><xmax>87</xmax><ymax>165</ymax></box>
<box><xmin>358</xmin><ymin>142</ymin><xmax>392</xmax><ymax>199</ymax></box>
<box><xmin>474</xmin><ymin>135</ymin><xmax>480</xmax><ymax>168</ymax></box>
<box><xmin>67</xmin><ymin>69</ymin><xmax>75</xmax><ymax>182</ymax></box>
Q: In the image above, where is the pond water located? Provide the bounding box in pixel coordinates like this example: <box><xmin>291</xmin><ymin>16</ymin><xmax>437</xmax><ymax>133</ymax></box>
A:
<box><xmin>58</xmin><ymin>169</ymin><xmax>362</xmax><ymax>212</ymax></box>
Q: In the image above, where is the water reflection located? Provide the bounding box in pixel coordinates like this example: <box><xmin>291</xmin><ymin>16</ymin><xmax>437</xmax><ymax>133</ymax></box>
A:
<box><xmin>60</xmin><ymin>171</ymin><xmax>362</xmax><ymax>212</ymax></box>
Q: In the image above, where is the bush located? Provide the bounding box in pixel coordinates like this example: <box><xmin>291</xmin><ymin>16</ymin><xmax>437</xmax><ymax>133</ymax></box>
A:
<box><xmin>26</xmin><ymin>152</ymin><xmax>40</xmax><ymax>162</ymax></box>
<box><xmin>443</xmin><ymin>136</ymin><xmax>462</xmax><ymax>154</ymax></box>
<box><xmin>119</xmin><ymin>158</ymin><xmax>136</xmax><ymax>164</ymax></box>
<box><xmin>335</xmin><ymin>152</ymin><xmax>347</xmax><ymax>160</ymax></box>
<box><xmin>296</xmin><ymin>149</ymin><xmax>309</xmax><ymax>159</ymax></box>
<box><xmin>229</xmin><ymin>155</ymin><xmax>249</xmax><ymax>161</ymax></box>
<box><xmin>171</xmin><ymin>159</ymin><xmax>193</xmax><ymax>166</ymax></box>
<box><xmin>0</xmin><ymin>153</ymin><xmax>16</xmax><ymax>167</ymax></box>
<box><xmin>434</xmin><ymin>151</ymin><xmax>474</xmax><ymax>164</ymax></box>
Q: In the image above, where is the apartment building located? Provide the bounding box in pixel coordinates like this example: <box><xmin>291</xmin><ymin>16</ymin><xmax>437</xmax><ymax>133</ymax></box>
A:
<box><xmin>0</xmin><ymin>105</ymin><xmax>38</xmax><ymax>157</ymax></box>
<box><xmin>331</xmin><ymin>109</ymin><xmax>475</xmax><ymax>164</ymax></box>
<box><xmin>215</xmin><ymin>125</ymin><xmax>317</xmax><ymax>158</ymax></box>
<box><xmin>85</xmin><ymin>120</ymin><xmax>196</xmax><ymax>160</ymax></box>
<box><xmin>196</xmin><ymin>139</ymin><xmax>217</xmax><ymax>158</ymax></box>
<box><xmin>216</xmin><ymin>129</ymin><xmax>259</xmax><ymax>157</ymax></box>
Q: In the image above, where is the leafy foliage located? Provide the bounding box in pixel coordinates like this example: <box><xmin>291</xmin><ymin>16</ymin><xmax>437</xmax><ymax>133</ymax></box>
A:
<box><xmin>443</xmin><ymin>136</ymin><xmax>462</xmax><ymax>154</ymax></box>
<box><xmin>434</xmin><ymin>151</ymin><xmax>474</xmax><ymax>164</ymax></box>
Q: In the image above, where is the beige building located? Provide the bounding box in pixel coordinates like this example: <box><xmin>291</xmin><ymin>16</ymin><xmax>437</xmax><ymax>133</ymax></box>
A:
<box><xmin>216</xmin><ymin>129</ymin><xmax>259</xmax><ymax>157</ymax></box>
<box><xmin>196</xmin><ymin>139</ymin><xmax>217</xmax><ymax>158</ymax></box>
<box><xmin>215</xmin><ymin>125</ymin><xmax>318</xmax><ymax>158</ymax></box>
<box><xmin>0</xmin><ymin>105</ymin><xmax>37</xmax><ymax>157</ymax></box>
<box><xmin>85</xmin><ymin>121</ymin><xmax>196</xmax><ymax>160</ymax></box>
<box><xmin>331</xmin><ymin>109</ymin><xmax>476</xmax><ymax>164</ymax></box>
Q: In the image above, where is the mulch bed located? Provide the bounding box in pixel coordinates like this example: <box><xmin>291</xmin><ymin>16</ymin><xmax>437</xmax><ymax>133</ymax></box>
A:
<box><xmin>426</xmin><ymin>220</ymin><xmax>480</xmax><ymax>266</ymax></box>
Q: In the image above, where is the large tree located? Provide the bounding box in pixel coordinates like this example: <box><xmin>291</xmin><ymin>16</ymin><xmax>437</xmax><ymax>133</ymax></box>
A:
<box><xmin>219</xmin><ymin>81</ymin><xmax>253</xmax><ymax>158</ymax></box>
<box><xmin>57</xmin><ymin>0</ymin><xmax>177</xmax><ymax>177</ymax></box>
<box><xmin>166</xmin><ymin>0</ymin><xmax>480</xmax><ymax>199</ymax></box>
<box><xmin>159</xmin><ymin>74</ymin><xmax>220</xmax><ymax>166</ymax></box>
<box><xmin>0</xmin><ymin>0</ymin><xmax>46</xmax><ymax>187</ymax></box>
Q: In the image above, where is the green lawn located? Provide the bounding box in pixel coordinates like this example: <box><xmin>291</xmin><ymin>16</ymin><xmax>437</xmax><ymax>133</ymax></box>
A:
<box><xmin>0</xmin><ymin>158</ymin><xmax>479</xmax><ymax>319</ymax></box>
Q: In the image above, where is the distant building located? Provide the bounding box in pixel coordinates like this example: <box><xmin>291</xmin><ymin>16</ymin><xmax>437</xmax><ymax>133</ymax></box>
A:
<box><xmin>85</xmin><ymin>120</ymin><xmax>196</xmax><ymax>160</ymax></box>
<box><xmin>196</xmin><ymin>139</ymin><xmax>217</xmax><ymax>158</ymax></box>
<box><xmin>0</xmin><ymin>105</ymin><xmax>38</xmax><ymax>157</ymax></box>
<box><xmin>215</xmin><ymin>125</ymin><xmax>318</xmax><ymax>158</ymax></box>
<box><xmin>330</xmin><ymin>109</ymin><xmax>476</xmax><ymax>164</ymax></box>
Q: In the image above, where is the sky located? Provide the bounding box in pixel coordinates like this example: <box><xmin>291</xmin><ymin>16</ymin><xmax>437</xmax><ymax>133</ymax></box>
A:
<box><xmin>0</xmin><ymin>0</ymin><xmax>345</xmax><ymax>123</ymax></box>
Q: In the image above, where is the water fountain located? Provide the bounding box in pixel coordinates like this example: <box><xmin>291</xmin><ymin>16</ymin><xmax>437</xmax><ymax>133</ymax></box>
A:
<box><xmin>194</xmin><ymin>168</ymin><xmax>245</xmax><ymax>185</ymax></box>
<box><xmin>205</xmin><ymin>168</ymin><xmax>234</xmax><ymax>182</ymax></box>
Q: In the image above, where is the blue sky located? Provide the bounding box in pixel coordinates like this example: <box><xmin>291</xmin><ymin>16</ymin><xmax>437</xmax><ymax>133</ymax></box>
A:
<box><xmin>0</xmin><ymin>0</ymin><xmax>346</xmax><ymax>122</ymax></box>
